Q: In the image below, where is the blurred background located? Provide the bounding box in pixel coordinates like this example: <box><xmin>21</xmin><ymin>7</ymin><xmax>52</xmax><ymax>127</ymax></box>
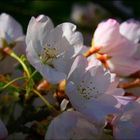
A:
<box><xmin>0</xmin><ymin>0</ymin><xmax>139</xmax><ymax>45</ymax></box>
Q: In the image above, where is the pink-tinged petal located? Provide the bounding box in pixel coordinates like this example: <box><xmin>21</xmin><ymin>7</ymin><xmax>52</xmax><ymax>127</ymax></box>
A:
<box><xmin>120</xmin><ymin>19</ymin><xmax>140</xmax><ymax>44</ymax></box>
<box><xmin>107</xmin><ymin>56</ymin><xmax>140</xmax><ymax>76</ymax></box>
<box><xmin>93</xmin><ymin>18</ymin><xmax>137</xmax><ymax>57</ymax></box>
<box><xmin>45</xmin><ymin>111</ymin><xmax>99</xmax><ymax>140</ymax></box>
<box><xmin>93</xmin><ymin>19</ymin><xmax>121</xmax><ymax>50</ymax></box>
<box><xmin>0</xmin><ymin>119</ymin><xmax>8</xmax><ymax>139</ymax></box>
<box><xmin>104</xmin><ymin>37</ymin><xmax>137</xmax><ymax>57</ymax></box>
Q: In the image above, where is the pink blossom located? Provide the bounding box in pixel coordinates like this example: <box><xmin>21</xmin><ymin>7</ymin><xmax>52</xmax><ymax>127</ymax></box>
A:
<box><xmin>92</xmin><ymin>19</ymin><xmax>140</xmax><ymax>76</ymax></box>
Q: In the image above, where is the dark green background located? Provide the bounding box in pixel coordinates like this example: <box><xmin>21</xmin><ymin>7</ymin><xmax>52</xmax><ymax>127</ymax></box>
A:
<box><xmin>0</xmin><ymin>0</ymin><xmax>139</xmax><ymax>33</ymax></box>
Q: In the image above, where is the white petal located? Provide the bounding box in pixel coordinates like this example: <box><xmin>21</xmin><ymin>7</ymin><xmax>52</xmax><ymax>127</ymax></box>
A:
<box><xmin>53</xmin><ymin>52</ymin><xmax>75</xmax><ymax>75</ymax></box>
<box><xmin>66</xmin><ymin>81</ymin><xmax>87</xmax><ymax>108</ymax></box>
<box><xmin>66</xmin><ymin>81</ymin><xmax>119</xmax><ymax>124</ymax></box>
<box><xmin>67</xmin><ymin>55</ymin><xmax>88</xmax><ymax>85</ymax></box>
<box><xmin>45</xmin><ymin>111</ymin><xmax>78</xmax><ymax>140</ymax></box>
<box><xmin>44</xmin><ymin>22</ymin><xmax>83</xmax><ymax>55</ymax></box>
<box><xmin>45</xmin><ymin>111</ymin><xmax>99</xmax><ymax>140</ymax></box>
<box><xmin>0</xmin><ymin>13</ymin><xmax>23</xmax><ymax>43</ymax></box>
<box><xmin>87</xmin><ymin>54</ymin><xmax>102</xmax><ymax>70</ymax></box>
<box><xmin>26</xmin><ymin>41</ymin><xmax>41</xmax><ymax>68</ymax></box>
<box><xmin>26</xmin><ymin>15</ymin><xmax>54</xmax><ymax>53</ymax></box>
<box><xmin>26</xmin><ymin>41</ymin><xmax>66</xmax><ymax>84</ymax></box>
<box><xmin>41</xmin><ymin>65</ymin><xmax>66</xmax><ymax>84</ymax></box>
<box><xmin>88</xmin><ymin>66</ymin><xmax>111</xmax><ymax>93</ymax></box>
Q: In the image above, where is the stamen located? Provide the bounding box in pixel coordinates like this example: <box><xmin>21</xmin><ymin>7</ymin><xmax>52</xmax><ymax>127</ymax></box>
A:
<box><xmin>78</xmin><ymin>80</ymin><xmax>102</xmax><ymax>100</ymax></box>
<box><xmin>40</xmin><ymin>47</ymin><xmax>58</xmax><ymax>65</ymax></box>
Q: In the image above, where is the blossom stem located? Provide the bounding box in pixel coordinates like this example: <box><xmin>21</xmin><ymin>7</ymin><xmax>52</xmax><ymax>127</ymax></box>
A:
<box><xmin>3</xmin><ymin>47</ymin><xmax>31</xmax><ymax>79</ymax></box>
<box><xmin>32</xmin><ymin>89</ymin><xmax>59</xmax><ymax>114</ymax></box>
<box><xmin>0</xmin><ymin>76</ymin><xmax>25</xmax><ymax>90</ymax></box>
<box><xmin>84</xmin><ymin>47</ymin><xmax>100</xmax><ymax>57</ymax></box>
<box><xmin>96</xmin><ymin>54</ymin><xmax>110</xmax><ymax>69</ymax></box>
<box><xmin>118</xmin><ymin>78</ymin><xmax>140</xmax><ymax>89</ymax></box>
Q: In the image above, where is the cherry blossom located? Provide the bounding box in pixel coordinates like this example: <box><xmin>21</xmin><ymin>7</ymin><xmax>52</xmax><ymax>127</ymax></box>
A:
<box><xmin>66</xmin><ymin>55</ymin><xmax>124</xmax><ymax>124</ymax></box>
<box><xmin>0</xmin><ymin>13</ymin><xmax>25</xmax><ymax>75</ymax></box>
<box><xmin>0</xmin><ymin>13</ymin><xmax>24</xmax><ymax>49</ymax></box>
<box><xmin>86</xmin><ymin>19</ymin><xmax>140</xmax><ymax>76</ymax></box>
<box><xmin>26</xmin><ymin>15</ymin><xmax>84</xmax><ymax>84</ymax></box>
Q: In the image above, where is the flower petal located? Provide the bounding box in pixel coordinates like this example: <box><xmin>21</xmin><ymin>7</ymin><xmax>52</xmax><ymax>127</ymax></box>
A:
<box><xmin>107</xmin><ymin>56</ymin><xmax>140</xmax><ymax>76</ymax></box>
<box><xmin>120</xmin><ymin>19</ymin><xmax>140</xmax><ymax>43</ymax></box>
<box><xmin>26</xmin><ymin>15</ymin><xmax>54</xmax><ymax>54</ymax></box>
<box><xmin>0</xmin><ymin>13</ymin><xmax>24</xmax><ymax>43</ymax></box>
<box><xmin>67</xmin><ymin>55</ymin><xmax>88</xmax><ymax>85</ymax></box>
<box><xmin>45</xmin><ymin>111</ymin><xmax>99</xmax><ymax>140</ymax></box>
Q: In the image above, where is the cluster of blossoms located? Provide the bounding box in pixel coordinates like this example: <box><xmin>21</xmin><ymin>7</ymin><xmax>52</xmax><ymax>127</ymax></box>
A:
<box><xmin>0</xmin><ymin>12</ymin><xmax>140</xmax><ymax>140</ymax></box>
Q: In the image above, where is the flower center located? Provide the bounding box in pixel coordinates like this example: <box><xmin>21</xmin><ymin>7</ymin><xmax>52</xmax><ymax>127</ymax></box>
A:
<box><xmin>78</xmin><ymin>80</ymin><xmax>102</xmax><ymax>100</ymax></box>
<box><xmin>40</xmin><ymin>47</ymin><xmax>58</xmax><ymax>66</ymax></box>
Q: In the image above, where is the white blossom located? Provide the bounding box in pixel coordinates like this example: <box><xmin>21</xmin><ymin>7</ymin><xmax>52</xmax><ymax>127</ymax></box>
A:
<box><xmin>66</xmin><ymin>55</ymin><xmax>124</xmax><ymax>124</ymax></box>
<box><xmin>26</xmin><ymin>15</ymin><xmax>84</xmax><ymax>84</ymax></box>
